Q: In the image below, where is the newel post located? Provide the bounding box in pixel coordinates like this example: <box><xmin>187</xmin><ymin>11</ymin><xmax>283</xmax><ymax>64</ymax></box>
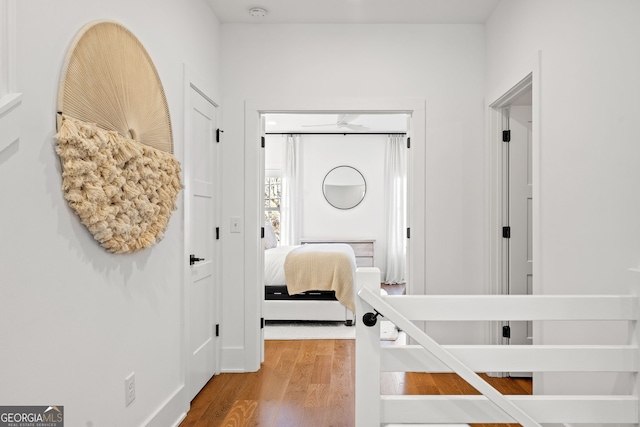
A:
<box><xmin>355</xmin><ymin>267</ymin><xmax>382</xmax><ymax>427</ymax></box>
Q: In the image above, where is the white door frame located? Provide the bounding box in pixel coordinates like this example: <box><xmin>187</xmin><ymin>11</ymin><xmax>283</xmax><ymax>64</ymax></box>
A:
<box><xmin>182</xmin><ymin>65</ymin><xmax>221</xmax><ymax>401</ymax></box>
<box><xmin>486</xmin><ymin>52</ymin><xmax>542</xmax><ymax>356</ymax></box>
<box><xmin>244</xmin><ymin>98</ymin><xmax>426</xmax><ymax>370</ymax></box>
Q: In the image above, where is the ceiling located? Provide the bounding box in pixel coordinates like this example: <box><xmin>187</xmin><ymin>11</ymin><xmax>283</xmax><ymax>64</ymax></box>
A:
<box><xmin>207</xmin><ymin>0</ymin><xmax>501</xmax><ymax>24</ymax></box>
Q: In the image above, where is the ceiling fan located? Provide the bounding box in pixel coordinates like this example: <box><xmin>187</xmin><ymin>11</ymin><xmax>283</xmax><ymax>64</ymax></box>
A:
<box><xmin>301</xmin><ymin>114</ymin><xmax>369</xmax><ymax>131</ymax></box>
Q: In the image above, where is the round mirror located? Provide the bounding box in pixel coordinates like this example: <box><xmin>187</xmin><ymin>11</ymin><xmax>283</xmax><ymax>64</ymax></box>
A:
<box><xmin>322</xmin><ymin>166</ymin><xmax>366</xmax><ymax>210</ymax></box>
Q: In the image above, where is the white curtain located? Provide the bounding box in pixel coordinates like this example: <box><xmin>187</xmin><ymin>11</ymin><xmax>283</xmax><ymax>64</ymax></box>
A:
<box><xmin>280</xmin><ymin>134</ymin><xmax>301</xmax><ymax>246</ymax></box>
<box><xmin>384</xmin><ymin>134</ymin><xmax>407</xmax><ymax>284</ymax></box>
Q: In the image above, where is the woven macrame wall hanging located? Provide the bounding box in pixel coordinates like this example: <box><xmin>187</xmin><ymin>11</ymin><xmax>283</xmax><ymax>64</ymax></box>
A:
<box><xmin>56</xmin><ymin>21</ymin><xmax>182</xmax><ymax>254</ymax></box>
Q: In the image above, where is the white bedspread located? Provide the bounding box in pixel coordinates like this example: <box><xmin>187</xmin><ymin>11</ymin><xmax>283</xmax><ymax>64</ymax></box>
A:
<box><xmin>264</xmin><ymin>245</ymin><xmax>299</xmax><ymax>286</ymax></box>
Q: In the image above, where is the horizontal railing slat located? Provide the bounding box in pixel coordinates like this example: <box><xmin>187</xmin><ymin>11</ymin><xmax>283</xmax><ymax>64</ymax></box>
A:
<box><xmin>360</xmin><ymin>286</ymin><xmax>542</xmax><ymax>427</ymax></box>
<box><xmin>380</xmin><ymin>395</ymin><xmax>639</xmax><ymax>424</ymax></box>
<box><xmin>382</xmin><ymin>294</ymin><xmax>638</xmax><ymax>320</ymax></box>
<box><xmin>381</xmin><ymin>345</ymin><xmax>639</xmax><ymax>372</ymax></box>
<box><xmin>354</xmin><ymin>269</ymin><xmax>640</xmax><ymax>426</ymax></box>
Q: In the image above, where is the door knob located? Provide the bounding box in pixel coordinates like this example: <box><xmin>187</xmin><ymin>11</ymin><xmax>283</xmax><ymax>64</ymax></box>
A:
<box><xmin>190</xmin><ymin>254</ymin><xmax>205</xmax><ymax>265</ymax></box>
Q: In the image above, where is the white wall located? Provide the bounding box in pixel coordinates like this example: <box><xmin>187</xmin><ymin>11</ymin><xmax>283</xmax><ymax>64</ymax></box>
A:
<box><xmin>0</xmin><ymin>1</ymin><xmax>220</xmax><ymax>425</ymax></box>
<box><xmin>300</xmin><ymin>134</ymin><xmax>387</xmax><ymax>270</ymax></box>
<box><xmin>220</xmin><ymin>23</ymin><xmax>487</xmax><ymax>367</ymax></box>
<box><xmin>486</xmin><ymin>0</ymin><xmax>640</xmax><ymax>396</ymax></box>
<box><xmin>266</xmin><ymin>134</ymin><xmax>389</xmax><ymax>272</ymax></box>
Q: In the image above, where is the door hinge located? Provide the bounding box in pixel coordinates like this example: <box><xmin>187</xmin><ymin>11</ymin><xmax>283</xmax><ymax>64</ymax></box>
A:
<box><xmin>502</xmin><ymin>130</ymin><xmax>511</xmax><ymax>142</ymax></box>
<box><xmin>261</xmin><ymin>136</ymin><xmax>265</xmax><ymax>148</ymax></box>
<box><xmin>407</xmin><ymin>228</ymin><xmax>410</xmax><ymax>239</ymax></box>
<box><xmin>215</xmin><ymin>324</ymin><xmax>220</xmax><ymax>337</ymax></box>
<box><xmin>261</xmin><ymin>318</ymin><xmax>265</xmax><ymax>329</ymax></box>
<box><xmin>502</xmin><ymin>226</ymin><xmax>511</xmax><ymax>238</ymax></box>
<box><xmin>216</xmin><ymin>128</ymin><xmax>223</xmax><ymax>143</ymax></box>
<box><xmin>216</xmin><ymin>227</ymin><xmax>220</xmax><ymax>240</ymax></box>
<box><xmin>407</xmin><ymin>137</ymin><xmax>411</xmax><ymax>149</ymax></box>
<box><xmin>261</xmin><ymin>227</ymin><xmax>265</xmax><ymax>238</ymax></box>
<box><xmin>502</xmin><ymin>325</ymin><xmax>511</xmax><ymax>339</ymax></box>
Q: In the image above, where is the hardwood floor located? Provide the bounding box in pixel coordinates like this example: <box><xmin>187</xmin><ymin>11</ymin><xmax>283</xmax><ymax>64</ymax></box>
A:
<box><xmin>180</xmin><ymin>339</ymin><xmax>531</xmax><ymax>427</ymax></box>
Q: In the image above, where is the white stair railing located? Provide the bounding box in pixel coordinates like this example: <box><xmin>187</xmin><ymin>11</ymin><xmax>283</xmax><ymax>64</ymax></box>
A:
<box><xmin>354</xmin><ymin>267</ymin><xmax>640</xmax><ymax>426</ymax></box>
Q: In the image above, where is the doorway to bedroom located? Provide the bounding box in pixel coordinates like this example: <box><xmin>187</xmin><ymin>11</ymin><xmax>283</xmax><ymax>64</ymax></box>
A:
<box><xmin>243</xmin><ymin>98</ymin><xmax>426</xmax><ymax>370</ymax></box>
<box><xmin>261</xmin><ymin>113</ymin><xmax>410</xmax><ymax>337</ymax></box>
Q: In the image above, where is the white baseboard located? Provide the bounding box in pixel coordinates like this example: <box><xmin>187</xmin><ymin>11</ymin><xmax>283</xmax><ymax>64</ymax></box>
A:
<box><xmin>144</xmin><ymin>384</ymin><xmax>188</xmax><ymax>427</ymax></box>
<box><xmin>221</xmin><ymin>346</ymin><xmax>246</xmax><ymax>372</ymax></box>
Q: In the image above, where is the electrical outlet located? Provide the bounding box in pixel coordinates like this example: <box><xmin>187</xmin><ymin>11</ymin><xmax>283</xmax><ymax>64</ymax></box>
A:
<box><xmin>125</xmin><ymin>372</ymin><xmax>135</xmax><ymax>406</ymax></box>
<box><xmin>230</xmin><ymin>217</ymin><xmax>241</xmax><ymax>233</ymax></box>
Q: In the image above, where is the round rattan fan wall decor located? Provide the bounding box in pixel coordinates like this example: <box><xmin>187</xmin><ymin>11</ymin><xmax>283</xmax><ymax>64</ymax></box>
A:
<box><xmin>57</xmin><ymin>21</ymin><xmax>173</xmax><ymax>153</ymax></box>
<box><xmin>55</xmin><ymin>21</ymin><xmax>181</xmax><ymax>254</ymax></box>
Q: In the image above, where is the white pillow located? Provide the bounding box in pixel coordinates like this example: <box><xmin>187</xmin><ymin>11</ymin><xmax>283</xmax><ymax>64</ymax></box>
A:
<box><xmin>263</xmin><ymin>221</ymin><xmax>278</xmax><ymax>249</ymax></box>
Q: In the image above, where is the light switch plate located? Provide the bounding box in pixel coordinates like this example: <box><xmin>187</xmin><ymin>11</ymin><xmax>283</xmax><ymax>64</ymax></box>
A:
<box><xmin>230</xmin><ymin>217</ymin><xmax>241</xmax><ymax>233</ymax></box>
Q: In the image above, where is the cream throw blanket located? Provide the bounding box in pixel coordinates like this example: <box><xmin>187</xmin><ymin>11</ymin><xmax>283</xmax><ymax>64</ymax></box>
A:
<box><xmin>284</xmin><ymin>243</ymin><xmax>356</xmax><ymax>312</ymax></box>
<box><xmin>55</xmin><ymin>115</ymin><xmax>182</xmax><ymax>254</ymax></box>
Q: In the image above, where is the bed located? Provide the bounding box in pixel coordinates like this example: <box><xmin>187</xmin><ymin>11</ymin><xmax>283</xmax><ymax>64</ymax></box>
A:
<box><xmin>263</xmin><ymin>242</ymin><xmax>357</xmax><ymax>325</ymax></box>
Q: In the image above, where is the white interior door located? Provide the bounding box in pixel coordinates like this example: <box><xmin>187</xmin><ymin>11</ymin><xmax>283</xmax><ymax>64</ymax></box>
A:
<box><xmin>506</xmin><ymin>105</ymin><xmax>533</xmax><ymax>376</ymax></box>
<box><xmin>187</xmin><ymin>84</ymin><xmax>219</xmax><ymax>401</ymax></box>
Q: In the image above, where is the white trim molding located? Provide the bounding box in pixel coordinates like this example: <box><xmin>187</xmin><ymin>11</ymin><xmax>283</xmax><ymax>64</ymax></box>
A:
<box><xmin>1</xmin><ymin>0</ymin><xmax>17</xmax><ymax>97</ymax></box>
<box><xmin>244</xmin><ymin>97</ymin><xmax>427</xmax><ymax>371</ymax></box>
<box><xmin>0</xmin><ymin>92</ymin><xmax>22</xmax><ymax>153</ymax></box>
<box><xmin>0</xmin><ymin>0</ymin><xmax>22</xmax><ymax>154</ymax></box>
<box><xmin>486</xmin><ymin>50</ymin><xmax>542</xmax><ymax>298</ymax></box>
<box><xmin>485</xmin><ymin>51</ymin><xmax>542</xmax><ymax>378</ymax></box>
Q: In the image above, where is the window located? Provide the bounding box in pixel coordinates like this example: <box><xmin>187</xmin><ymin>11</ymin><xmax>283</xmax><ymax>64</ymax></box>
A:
<box><xmin>264</xmin><ymin>174</ymin><xmax>281</xmax><ymax>242</ymax></box>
